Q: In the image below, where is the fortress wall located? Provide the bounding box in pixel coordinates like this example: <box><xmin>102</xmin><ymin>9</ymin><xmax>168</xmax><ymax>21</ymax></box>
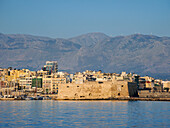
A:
<box><xmin>138</xmin><ymin>90</ymin><xmax>170</xmax><ymax>98</ymax></box>
<box><xmin>57</xmin><ymin>81</ymin><xmax>111</xmax><ymax>99</ymax></box>
<box><xmin>57</xmin><ymin>80</ymin><xmax>137</xmax><ymax>100</ymax></box>
<box><xmin>128</xmin><ymin>82</ymin><xmax>138</xmax><ymax>97</ymax></box>
<box><xmin>111</xmin><ymin>81</ymin><xmax>129</xmax><ymax>98</ymax></box>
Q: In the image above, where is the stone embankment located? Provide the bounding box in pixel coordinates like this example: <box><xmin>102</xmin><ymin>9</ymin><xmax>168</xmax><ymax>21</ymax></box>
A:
<box><xmin>113</xmin><ymin>97</ymin><xmax>170</xmax><ymax>101</ymax></box>
<box><xmin>1</xmin><ymin>97</ymin><xmax>170</xmax><ymax>101</ymax></box>
<box><xmin>0</xmin><ymin>98</ymin><xmax>15</xmax><ymax>100</ymax></box>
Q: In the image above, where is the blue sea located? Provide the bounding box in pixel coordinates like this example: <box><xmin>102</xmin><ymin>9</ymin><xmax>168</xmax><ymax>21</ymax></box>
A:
<box><xmin>0</xmin><ymin>100</ymin><xmax>170</xmax><ymax>128</ymax></box>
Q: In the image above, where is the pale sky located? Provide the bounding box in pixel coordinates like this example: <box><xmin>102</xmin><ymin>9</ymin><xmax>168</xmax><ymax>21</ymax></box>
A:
<box><xmin>0</xmin><ymin>0</ymin><xmax>170</xmax><ymax>38</ymax></box>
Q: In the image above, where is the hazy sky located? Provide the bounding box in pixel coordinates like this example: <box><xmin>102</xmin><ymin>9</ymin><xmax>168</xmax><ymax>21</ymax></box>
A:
<box><xmin>0</xmin><ymin>0</ymin><xmax>170</xmax><ymax>38</ymax></box>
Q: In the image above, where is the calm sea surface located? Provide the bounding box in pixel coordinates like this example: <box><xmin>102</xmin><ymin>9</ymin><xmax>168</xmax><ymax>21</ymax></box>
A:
<box><xmin>0</xmin><ymin>100</ymin><xmax>170</xmax><ymax>128</ymax></box>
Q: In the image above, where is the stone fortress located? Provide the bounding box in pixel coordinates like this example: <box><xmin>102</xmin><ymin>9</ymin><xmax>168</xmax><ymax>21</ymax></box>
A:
<box><xmin>57</xmin><ymin>79</ymin><xmax>137</xmax><ymax>100</ymax></box>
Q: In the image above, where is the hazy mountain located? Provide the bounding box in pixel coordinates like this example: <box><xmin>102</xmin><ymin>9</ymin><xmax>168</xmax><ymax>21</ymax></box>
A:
<box><xmin>0</xmin><ymin>32</ymin><xmax>169</xmax><ymax>80</ymax></box>
<box><xmin>70</xmin><ymin>34</ymin><xmax>170</xmax><ymax>79</ymax></box>
<box><xmin>0</xmin><ymin>33</ymin><xmax>81</xmax><ymax>70</ymax></box>
<box><xmin>68</xmin><ymin>32</ymin><xmax>110</xmax><ymax>47</ymax></box>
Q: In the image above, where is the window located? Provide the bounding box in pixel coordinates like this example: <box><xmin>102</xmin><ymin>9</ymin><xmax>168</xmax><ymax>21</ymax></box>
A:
<box><xmin>67</xmin><ymin>86</ymin><xmax>69</xmax><ymax>88</ymax></box>
<box><xmin>121</xmin><ymin>85</ymin><xmax>123</xmax><ymax>87</ymax></box>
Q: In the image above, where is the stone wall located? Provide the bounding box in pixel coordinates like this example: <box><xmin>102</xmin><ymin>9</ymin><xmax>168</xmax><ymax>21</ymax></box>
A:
<box><xmin>128</xmin><ymin>82</ymin><xmax>138</xmax><ymax>97</ymax></box>
<box><xmin>138</xmin><ymin>90</ymin><xmax>170</xmax><ymax>98</ymax></box>
<box><xmin>57</xmin><ymin>80</ymin><xmax>137</xmax><ymax>100</ymax></box>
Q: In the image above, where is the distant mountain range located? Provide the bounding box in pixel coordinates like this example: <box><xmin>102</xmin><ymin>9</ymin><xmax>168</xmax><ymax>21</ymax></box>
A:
<box><xmin>0</xmin><ymin>32</ymin><xmax>170</xmax><ymax>80</ymax></box>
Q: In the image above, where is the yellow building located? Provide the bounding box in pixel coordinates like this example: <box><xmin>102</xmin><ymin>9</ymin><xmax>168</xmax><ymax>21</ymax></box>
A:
<box><xmin>140</xmin><ymin>76</ymin><xmax>154</xmax><ymax>89</ymax></box>
<box><xmin>43</xmin><ymin>75</ymin><xmax>52</xmax><ymax>93</ymax></box>
<box><xmin>162</xmin><ymin>81</ymin><xmax>170</xmax><ymax>92</ymax></box>
<box><xmin>19</xmin><ymin>77</ymin><xmax>32</xmax><ymax>90</ymax></box>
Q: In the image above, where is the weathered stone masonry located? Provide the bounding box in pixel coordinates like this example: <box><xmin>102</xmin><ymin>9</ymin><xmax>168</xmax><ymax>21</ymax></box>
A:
<box><xmin>57</xmin><ymin>80</ymin><xmax>137</xmax><ymax>100</ymax></box>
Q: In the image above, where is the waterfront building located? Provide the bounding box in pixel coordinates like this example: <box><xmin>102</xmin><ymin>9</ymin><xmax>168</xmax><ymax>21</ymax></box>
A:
<box><xmin>43</xmin><ymin>75</ymin><xmax>52</xmax><ymax>93</ymax></box>
<box><xmin>139</xmin><ymin>76</ymin><xmax>154</xmax><ymax>89</ymax></box>
<box><xmin>42</xmin><ymin>73</ymin><xmax>67</xmax><ymax>94</ymax></box>
<box><xmin>36</xmin><ymin>70</ymin><xmax>48</xmax><ymax>77</ymax></box>
<box><xmin>19</xmin><ymin>77</ymin><xmax>32</xmax><ymax>90</ymax></box>
<box><xmin>0</xmin><ymin>61</ymin><xmax>169</xmax><ymax>99</ymax></box>
<box><xmin>32</xmin><ymin>77</ymin><xmax>42</xmax><ymax>88</ymax></box>
<box><xmin>162</xmin><ymin>81</ymin><xmax>170</xmax><ymax>92</ymax></box>
<box><xmin>42</xmin><ymin>61</ymin><xmax>58</xmax><ymax>74</ymax></box>
<box><xmin>154</xmin><ymin>79</ymin><xmax>163</xmax><ymax>92</ymax></box>
<box><xmin>72</xmin><ymin>72</ymin><xmax>85</xmax><ymax>84</ymax></box>
<box><xmin>51</xmin><ymin>77</ymin><xmax>66</xmax><ymax>94</ymax></box>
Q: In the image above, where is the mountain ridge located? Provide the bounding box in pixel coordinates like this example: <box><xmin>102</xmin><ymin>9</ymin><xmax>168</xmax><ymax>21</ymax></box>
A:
<box><xmin>0</xmin><ymin>32</ymin><xmax>169</xmax><ymax>80</ymax></box>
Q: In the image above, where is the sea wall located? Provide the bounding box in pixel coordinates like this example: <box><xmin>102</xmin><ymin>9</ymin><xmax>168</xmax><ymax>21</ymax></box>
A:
<box><xmin>138</xmin><ymin>90</ymin><xmax>170</xmax><ymax>98</ymax></box>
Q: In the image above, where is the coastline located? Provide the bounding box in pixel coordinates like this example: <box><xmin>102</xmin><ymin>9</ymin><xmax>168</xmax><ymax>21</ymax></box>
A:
<box><xmin>1</xmin><ymin>97</ymin><xmax>170</xmax><ymax>101</ymax></box>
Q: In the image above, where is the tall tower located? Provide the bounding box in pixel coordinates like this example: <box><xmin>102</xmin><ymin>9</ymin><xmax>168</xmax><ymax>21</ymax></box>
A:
<box><xmin>42</xmin><ymin>61</ymin><xmax>58</xmax><ymax>74</ymax></box>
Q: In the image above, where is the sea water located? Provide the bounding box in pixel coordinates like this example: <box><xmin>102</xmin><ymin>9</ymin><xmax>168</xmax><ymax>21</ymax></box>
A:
<box><xmin>0</xmin><ymin>101</ymin><xmax>170</xmax><ymax>128</ymax></box>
